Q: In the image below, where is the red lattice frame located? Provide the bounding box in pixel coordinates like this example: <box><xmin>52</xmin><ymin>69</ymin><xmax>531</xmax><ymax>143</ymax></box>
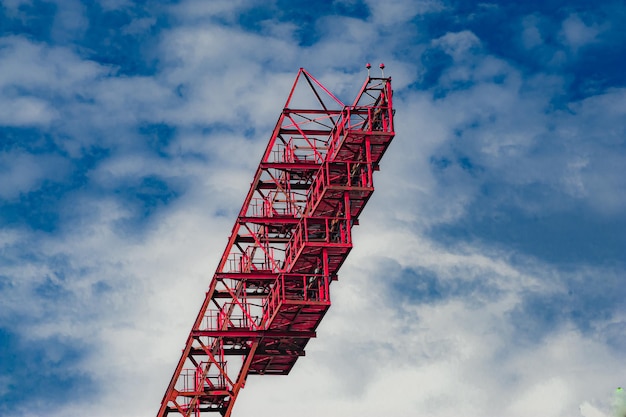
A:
<box><xmin>157</xmin><ymin>68</ymin><xmax>394</xmax><ymax>417</ymax></box>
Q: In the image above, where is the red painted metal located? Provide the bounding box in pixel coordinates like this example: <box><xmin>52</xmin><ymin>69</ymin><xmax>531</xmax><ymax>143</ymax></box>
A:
<box><xmin>157</xmin><ymin>67</ymin><xmax>395</xmax><ymax>417</ymax></box>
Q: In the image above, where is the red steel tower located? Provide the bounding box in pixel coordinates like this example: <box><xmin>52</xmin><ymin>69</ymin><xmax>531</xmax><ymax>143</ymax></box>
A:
<box><xmin>157</xmin><ymin>66</ymin><xmax>395</xmax><ymax>417</ymax></box>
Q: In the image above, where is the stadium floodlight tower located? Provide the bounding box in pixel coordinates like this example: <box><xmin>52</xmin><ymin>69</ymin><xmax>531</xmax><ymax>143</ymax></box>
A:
<box><xmin>157</xmin><ymin>64</ymin><xmax>395</xmax><ymax>417</ymax></box>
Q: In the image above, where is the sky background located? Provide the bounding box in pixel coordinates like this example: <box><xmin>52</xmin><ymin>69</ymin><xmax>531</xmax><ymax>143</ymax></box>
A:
<box><xmin>0</xmin><ymin>0</ymin><xmax>625</xmax><ymax>416</ymax></box>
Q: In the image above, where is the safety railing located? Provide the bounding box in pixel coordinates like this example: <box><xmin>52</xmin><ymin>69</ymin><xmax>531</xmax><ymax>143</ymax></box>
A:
<box><xmin>284</xmin><ymin>217</ymin><xmax>351</xmax><ymax>269</ymax></box>
<box><xmin>326</xmin><ymin>161</ymin><xmax>372</xmax><ymax>188</ymax></box>
<box><xmin>201</xmin><ymin>306</ymin><xmax>261</xmax><ymax>332</ymax></box>
<box><xmin>176</xmin><ymin>363</ymin><xmax>230</xmax><ymax>394</ymax></box>
<box><xmin>262</xmin><ymin>276</ymin><xmax>282</xmax><ymax>326</ymax></box>
<box><xmin>225</xmin><ymin>246</ymin><xmax>280</xmax><ymax>274</ymax></box>
<box><xmin>217</xmin><ymin>302</ymin><xmax>261</xmax><ymax>331</ymax></box>
<box><xmin>262</xmin><ymin>273</ymin><xmax>330</xmax><ymax>326</ymax></box>
<box><xmin>201</xmin><ymin>310</ymin><xmax>220</xmax><ymax>331</ymax></box>
<box><xmin>270</xmin><ymin>136</ymin><xmax>326</xmax><ymax>165</ymax></box>
<box><xmin>245</xmin><ymin>195</ymin><xmax>296</xmax><ymax>218</ymax></box>
<box><xmin>326</xmin><ymin>109</ymin><xmax>349</xmax><ymax>163</ymax></box>
<box><xmin>326</xmin><ymin>103</ymin><xmax>390</xmax><ymax>162</ymax></box>
<box><xmin>196</xmin><ymin>362</ymin><xmax>229</xmax><ymax>391</ymax></box>
<box><xmin>176</xmin><ymin>369</ymin><xmax>197</xmax><ymax>395</ymax></box>
<box><xmin>307</xmin><ymin>163</ymin><xmax>328</xmax><ymax>214</ymax></box>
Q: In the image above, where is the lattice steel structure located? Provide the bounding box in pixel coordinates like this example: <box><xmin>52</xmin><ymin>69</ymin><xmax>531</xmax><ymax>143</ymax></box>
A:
<box><xmin>157</xmin><ymin>66</ymin><xmax>395</xmax><ymax>417</ymax></box>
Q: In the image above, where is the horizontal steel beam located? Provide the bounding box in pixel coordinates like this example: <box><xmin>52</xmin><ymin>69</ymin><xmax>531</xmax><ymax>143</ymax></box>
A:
<box><xmin>191</xmin><ymin>330</ymin><xmax>316</xmax><ymax>339</ymax></box>
<box><xmin>237</xmin><ymin>216</ymin><xmax>300</xmax><ymax>225</ymax></box>
<box><xmin>279</xmin><ymin>129</ymin><xmax>333</xmax><ymax>135</ymax></box>
<box><xmin>282</xmin><ymin>109</ymin><xmax>343</xmax><ymax>115</ymax></box>
<box><xmin>260</xmin><ymin>162</ymin><xmax>321</xmax><ymax>170</ymax></box>
<box><xmin>257</xmin><ymin>182</ymin><xmax>310</xmax><ymax>190</ymax></box>
<box><xmin>216</xmin><ymin>272</ymin><xmax>280</xmax><ymax>280</ymax></box>
<box><xmin>189</xmin><ymin>347</ymin><xmax>305</xmax><ymax>357</ymax></box>
<box><xmin>235</xmin><ymin>236</ymin><xmax>291</xmax><ymax>243</ymax></box>
<box><xmin>211</xmin><ymin>291</ymin><xmax>269</xmax><ymax>299</ymax></box>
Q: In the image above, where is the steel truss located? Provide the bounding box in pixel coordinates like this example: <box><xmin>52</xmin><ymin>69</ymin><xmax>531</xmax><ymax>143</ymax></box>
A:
<box><xmin>157</xmin><ymin>68</ymin><xmax>395</xmax><ymax>417</ymax></box>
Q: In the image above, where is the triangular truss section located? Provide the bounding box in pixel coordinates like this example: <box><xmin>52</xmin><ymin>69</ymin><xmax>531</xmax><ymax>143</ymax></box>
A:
<box><xmin>157</xmin><ymin>68</ymin><xmax>395</xmax><ymax>417</ymax></box>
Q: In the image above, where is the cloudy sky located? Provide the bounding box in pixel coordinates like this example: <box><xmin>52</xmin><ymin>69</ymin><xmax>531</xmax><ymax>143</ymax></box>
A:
<box><xmin>1</xmin><ymin>0</ymin><xmax>625</xmax><ymax>416</ymax></box>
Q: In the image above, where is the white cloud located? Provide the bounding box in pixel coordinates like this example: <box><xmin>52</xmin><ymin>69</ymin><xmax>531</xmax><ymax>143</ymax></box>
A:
<box><xmin>168</xmin><ymin>0</ymin><xmax>264</xmax><ymax>23</ymax></box>
<box><xmin>157</xmin><ymin>24</ymin><xmax>299</xmax><ymax>129</ymax></box>
<box><xmin>2</xmin><ymin>179</ymin><xmax>237</xmax><ymax>416</ymax></box>
<box><xmin>1</xmin><ymin>0</ymin><xmax>31</xmax><ymax>15</ymax></box>
<box><xmin>581</xmin><ymin>401</ymin><xmax>609</xmax><ymax>417</ymax></box>
<box><xmin>97</xmin><ymin>0</ymin><xmax>133</xmax><ymax>11</ymax></box>
<box><xmin>521</xmin><ymin>15</ymin><xmax>543</xmax><ymax>49</ymax></box>
<box><xmin>231</xmin><ymin>229</ymin><xmax>623</xmax><ymax>417</ymax></box>
<box><xmin>1</xmin><ymin>2</ymin><xmax>625</xmax><ymax>417</ymax></box>
<box><xmin>0</xmin><ymin>375</ymin><xmax>10</xmax><ymax>398</ymax></box>
<box><xmin>0</xmin><ymin>151</ymin><xmax>69</xmax><ymax>199</ymax></box>
<box><xmin>433</xmin><ymin>30</ymin><xmax>482</xmax><ymax>62</ymax></box>
<box><xmin>560</xmin><ymin>14</ymin><xmax>602</xmax><ymax>51</ymax></box>
<box><xmin>364</xmin><ymin>0</ymin><xmax>445</xmax><ymax>25</ymax></box>
<box><xmin>121</xmin><ymin>17</ymin><xmax>157</xmax><ymax>35</ymax></box>
<box><xmin>0</xmin><ymin>96</ymin><xmax>56</xmax><ymax>126</ymax></box>
<box><xmin>0</xmin><ymin>36</ymin><xmax>110</xmax><ymax>130</ymax></box>
<box><xmin>50</xmin><ymin>0</ymin><xmax>89</xmax><ymax>42</ymax></box>
<box><xmin>553</xmin><ymin>88</ymin><xmax>626</xmax><ymax>214</ymax></box>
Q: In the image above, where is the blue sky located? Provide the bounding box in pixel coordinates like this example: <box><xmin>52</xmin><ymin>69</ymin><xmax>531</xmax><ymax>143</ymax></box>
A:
<box><xmin>0</xmin><ymin>1</ymin><xmax>625</xmax><ymax>416</ymax></box>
